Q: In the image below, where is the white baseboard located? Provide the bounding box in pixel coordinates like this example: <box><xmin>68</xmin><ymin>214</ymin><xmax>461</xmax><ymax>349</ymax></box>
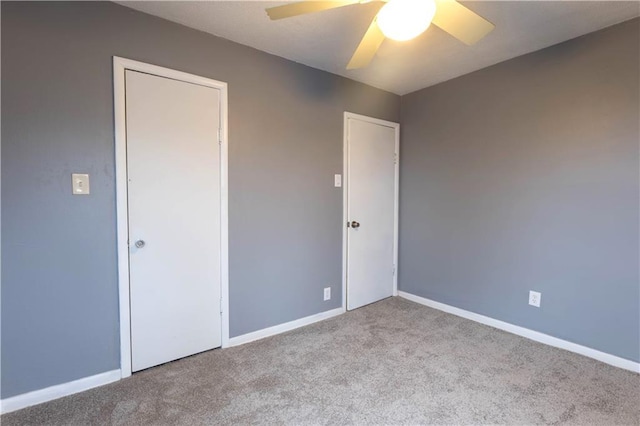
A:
<box><xmin>0</xmin><ymin>307</ymin><xmax>344</xmax><ymax>414</ymax></box>
<box><xmin>398</xmin><ymin>291</ymin><xmax>640</xmax><ymax>374</ymax></box>
<box><xmin>0</xmin><ymin>369</ymin><xmax>121</xmax><ymax>414</ymax></box>
<box><xmin>229</xmin><ymin>307</ymin><xmax>345</xmax><ymax>347</ymax></box>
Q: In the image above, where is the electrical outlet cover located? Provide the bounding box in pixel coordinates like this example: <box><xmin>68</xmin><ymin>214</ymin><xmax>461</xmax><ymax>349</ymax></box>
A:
<box><xmin>529</xmin><ymin>290</ymin><xmax>541</xmax><ymax>307</ymax></box>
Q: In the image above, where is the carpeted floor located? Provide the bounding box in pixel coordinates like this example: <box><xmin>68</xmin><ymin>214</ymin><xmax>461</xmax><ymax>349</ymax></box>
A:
<box><xmin>3</xmin><ymin>297</ymin><xmax>639</xmax><ymax>425</ymax></box>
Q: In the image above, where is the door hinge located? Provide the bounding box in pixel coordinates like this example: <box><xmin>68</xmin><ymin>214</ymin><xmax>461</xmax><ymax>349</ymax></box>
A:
<box><xmin>217</xmin><ymin>128</ymin><xmax>222</xmax><ymax>145</ymax></box>
<box><xmin>393</xmin><ymin>264</ymin><xmax>396</xmax><ymax>276</ymax></box>
<box><xmin>394</xmin><ymin>153</ymin><xmax>398</xmax><ymax>165</ymax></box>
<box><xmin>220</xmin><ymin>298</ymin><xmax>223</xmax><ymax>315</ymax></box>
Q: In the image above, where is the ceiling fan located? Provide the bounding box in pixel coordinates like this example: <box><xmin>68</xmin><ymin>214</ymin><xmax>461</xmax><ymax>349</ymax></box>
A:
<box><xmin>265</xmin><ymin>0</ymin><xmax>495</xmax><ymax>70</ymax></box>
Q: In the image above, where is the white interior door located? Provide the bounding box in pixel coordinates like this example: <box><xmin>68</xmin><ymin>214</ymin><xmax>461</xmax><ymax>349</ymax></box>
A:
<box><xmin>346</xmin><ymin>115</ymin><xmax>398</xmax><ymax>311</ymax></box>
<box><xmin>126</xmin><ymin>70</ymin><xmax>222</xmax><ymax>372</ymax></box>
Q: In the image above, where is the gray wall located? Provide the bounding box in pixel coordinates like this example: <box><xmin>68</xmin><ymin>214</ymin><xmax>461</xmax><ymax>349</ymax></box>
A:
<box><xmin>399</xmin><ymin>18</ymin><xmax>639</xmax><ymax>362</ymax></box>
<box><xmin>1</xmin><ymin>1</ymin><xmax>400</xmax><ymax>398</ymax></box>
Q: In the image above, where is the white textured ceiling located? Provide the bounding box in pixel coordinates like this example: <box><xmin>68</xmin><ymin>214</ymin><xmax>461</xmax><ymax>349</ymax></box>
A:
<box><xmin>116</xmin><ymin>1</ymin><xmax>640</xmax><ymax>95</ymax></box>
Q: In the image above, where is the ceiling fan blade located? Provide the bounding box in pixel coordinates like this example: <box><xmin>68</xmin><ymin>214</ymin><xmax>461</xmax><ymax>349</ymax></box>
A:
<box><xmin>431</xmin><ymin>0</ymin><xmax>495</xmax><ymax>45</ymax></box>
<box><xmin>266</xmin><ymin>1</ymin><xmax>361</xmax><ymax>20</ymax></box>
<box><xmin>347</xmin><ymin>17</ymin><xmax>385</xmax><ymax>69</ymax></box>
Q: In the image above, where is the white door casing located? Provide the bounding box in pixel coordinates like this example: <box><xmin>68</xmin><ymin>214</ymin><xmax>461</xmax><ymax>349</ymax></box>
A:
<box><xmin>343</xmin><ymin>112</ymin><xmax>399</xmax><ymax>311</ymax></box>
<box><xmin>114</xmin><ymin>57</ymin><xmax>229</xmax><ymax>377</ymax></box>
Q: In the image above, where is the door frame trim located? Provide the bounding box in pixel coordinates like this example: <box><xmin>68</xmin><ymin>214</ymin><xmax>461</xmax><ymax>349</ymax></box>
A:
<box><xmin>113</xmin><ymin>57</ymin><xmax>230</xmax><ymax>378</ymax></box>
<box><xmin>342</xmin><ymin>112</ymin><xmax>400</xmax><ymax>311</ymax></box>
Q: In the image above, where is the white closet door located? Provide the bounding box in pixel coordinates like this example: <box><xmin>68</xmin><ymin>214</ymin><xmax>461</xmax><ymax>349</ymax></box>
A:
<box><xmin>126</xmin><ymin>70</ymin><xmax>222</xmax><ymax>372</ymax></box>
<box><xmin>346</xmin><ymin>117</ymin><xmax>397</xmax><ymax>310</ymax></box>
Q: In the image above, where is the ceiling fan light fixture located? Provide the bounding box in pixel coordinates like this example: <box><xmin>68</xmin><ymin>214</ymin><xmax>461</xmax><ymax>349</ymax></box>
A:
<box><xmin>376</xmin><ymin>0</ymin><xmax>437</xmax><ymax>42</ymax></box>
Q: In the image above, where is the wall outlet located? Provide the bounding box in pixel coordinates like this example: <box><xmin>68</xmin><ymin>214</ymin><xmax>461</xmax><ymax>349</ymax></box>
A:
<box><xmin>529</xmin><ymin>290</ymin><xmax>541</xmax><ymax>307</ymax></box>
<box><xmin>324</xmin><ymin>287</ymin><xmax>331</xmax><ymax>301</ymax></box>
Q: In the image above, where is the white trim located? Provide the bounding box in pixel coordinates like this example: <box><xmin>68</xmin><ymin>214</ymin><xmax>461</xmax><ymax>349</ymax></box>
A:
<box><xmin>113</xmin><ymin>57</ymin><xmax>230</xmax><ymax>376</ymax></box>
<box><xmin>342</xmin><ymin>115</ymin><xmax>349</xmax><ymax>311</ymax></box>
<box><xmin>228</xmin><ymin>307</ymin><xmax>344</xmax><ymax>347</ymax></box>
<box><xmin>398</xmin><ymin>291</ymin><xmax>640</xmax><ymax>374</ymax></box>
<box><xmin>0</xmin><ymin>370</ymin><xmax>121</xmax><ymax>414</ymax></box>
<box><xmin>342</xmin><ymin>114</ymin><xmax>349</xmax><ymax>311</ymax></box>
<box><xmin>342</xmin><ymin>112</ymin><xmax>400</xmax><ymax>312</ymax></box>
<box><xmin>113</xmin><ymin>57</ymin><xmax>130</xmax><ymax>378</ymax></box>
<box><xmin>219</xmin><ymin>85</ymin><xmax>230</xmax><ymax>349</ymax></box>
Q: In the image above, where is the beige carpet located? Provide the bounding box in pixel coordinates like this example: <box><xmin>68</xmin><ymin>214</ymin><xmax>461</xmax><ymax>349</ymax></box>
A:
<box><xmin>3</xmin><ymin>297</ymin><xmax>639</xmax><ymax>425</ymax></box>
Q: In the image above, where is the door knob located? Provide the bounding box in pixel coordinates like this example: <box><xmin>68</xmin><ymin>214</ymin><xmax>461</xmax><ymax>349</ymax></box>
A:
<box><xmin>135</xmin><ymin>240</ymin><xmax>146</xmax><ymax>248</ymax></box>
<box><xmin>350</xmin><ymin>221</ymin><xmax>360</xmax><ymax>229</ymax></box>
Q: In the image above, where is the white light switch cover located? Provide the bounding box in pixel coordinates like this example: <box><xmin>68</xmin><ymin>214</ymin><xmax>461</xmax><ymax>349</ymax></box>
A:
<box><xmin>72</xmin><ymin>173</ymin><xmax>90</xmax><ymax>195</ymax></box>
<box><xmin>334</xmin><ymin>174</ymin><xmax>342</xmax><ymax>187</ymax></box>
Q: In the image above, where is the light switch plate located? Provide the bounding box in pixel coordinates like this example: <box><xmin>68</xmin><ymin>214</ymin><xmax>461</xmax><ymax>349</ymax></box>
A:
<box><xmin>334</xmin><ymin>174</ymin><xmax>342</xmax><ymax>187</ymax></box>
<box><xmin>72</xmin><ymin>173</ymin><xmax>90</xmax><ymax>195</ymax></box>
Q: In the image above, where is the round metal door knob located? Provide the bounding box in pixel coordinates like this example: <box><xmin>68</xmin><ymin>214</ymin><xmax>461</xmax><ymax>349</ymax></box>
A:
<box><xmin>350</xmin><ymin>221</ymin><xmax>360</xmax><ymax>229</ymax></box>
<box><xmin>135</xmin><ymin>240</ymin><xmax>146</xmax><ymax>248</ymax></box>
